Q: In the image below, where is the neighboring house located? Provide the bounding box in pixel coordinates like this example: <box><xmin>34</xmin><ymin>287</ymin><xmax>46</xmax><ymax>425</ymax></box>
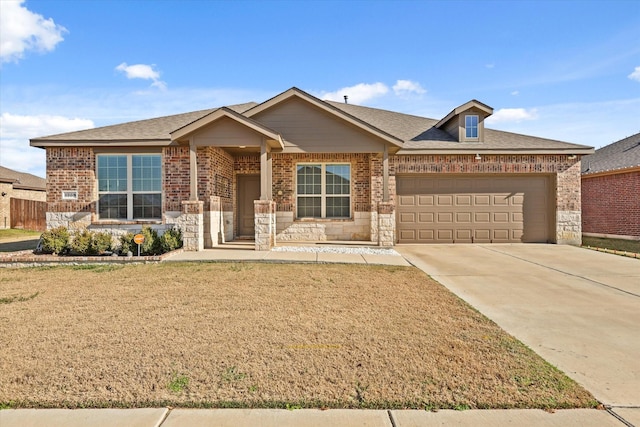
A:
<box><xmin>0</xmin><ymin>166</ymin><xmax>47</xmax><ymax>230</ymax></box>
<box><xmin>30</xmin><ymin>87</ymin><xmax>593</xmax><ymax>250</ymax></box>
<box><xmin>581</xmin><ymin>132</ymin><xmax>640</xmax><ymax>239</ymax></box>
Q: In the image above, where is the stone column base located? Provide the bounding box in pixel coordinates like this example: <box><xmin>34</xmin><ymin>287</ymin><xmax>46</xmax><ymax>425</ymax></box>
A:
<box><xmin>255</xmin><ymin>200</ymin><xmax>276</xmax><ymax>251</ymax></box>
<box><xmin>377</xmin><ymin>202</ymin><xmax>395</xmax><ymax>247</ymax></box>
<box><xmin>180</xmin><ymin>200</ymin><xmax>204</xmax><ymax>251</ymax></box>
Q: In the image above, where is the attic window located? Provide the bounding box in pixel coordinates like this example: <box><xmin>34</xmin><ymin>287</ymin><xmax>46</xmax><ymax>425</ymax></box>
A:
<box><xmin>465</xmin><ymin>115</ymin><xmax>479</xmax><ymax>139</ymax></box>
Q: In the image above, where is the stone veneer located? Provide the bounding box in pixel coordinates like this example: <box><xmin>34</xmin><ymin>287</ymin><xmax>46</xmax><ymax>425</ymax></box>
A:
<box><xmin>254</xmin><ymin>200</ymin><xmax>276</xmax><ymax>251</ymax></box>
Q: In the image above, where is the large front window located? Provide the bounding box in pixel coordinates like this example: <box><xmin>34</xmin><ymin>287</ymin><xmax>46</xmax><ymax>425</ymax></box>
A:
<box><xmin>97</xmin><ymin>154</ymin><xmax>161</xmax><ymax>220</ymax></box>
<box><xmin>297</xmin><ymin>163</ymin><xmax>350</xmax><ymax>219</ymax></box>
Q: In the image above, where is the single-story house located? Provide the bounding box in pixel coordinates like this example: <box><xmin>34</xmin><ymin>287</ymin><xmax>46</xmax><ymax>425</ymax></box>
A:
<box><xmin>30</xmin><ymin>87</ymin><xmax>593</xmax><ymax>250</ymax></box>
<box><xmin>0</xmin><ymin>166</ymin><xmax>47</xmax><ymax>230</ymax></box>
<box><xmin>581</xmin><ymin>132</ymin><xmax>640</xmax><ymax>239</ymax></box>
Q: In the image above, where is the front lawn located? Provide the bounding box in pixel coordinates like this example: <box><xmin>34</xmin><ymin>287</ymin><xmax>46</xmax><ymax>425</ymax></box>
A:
<box><xmin>0</xmin><ymin>263</ymin><xmax>596</xmax><ymax>410</ymax></box>
<box><xmin>582</xmin><ymin>236</ymin><xmax>640</xmax><ymax>255</ymax></box>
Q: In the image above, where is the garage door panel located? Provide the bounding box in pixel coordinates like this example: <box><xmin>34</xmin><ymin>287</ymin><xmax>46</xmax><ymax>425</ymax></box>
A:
<box><xmin>397</xmin><ymin>175</ymin><xmax>550</xmax><ymax>244</ymax></box>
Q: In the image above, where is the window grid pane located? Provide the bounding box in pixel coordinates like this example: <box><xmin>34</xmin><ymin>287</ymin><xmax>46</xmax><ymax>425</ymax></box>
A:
<box><xmin>133</xmin><ymin>155</ymin><xmax>161</xmax><ymax>192</ymax></box>
<box><xmin>297</xmin><ymin>196</ymin><xmax>321</xmax><ymax>218</ymax></box>
<box><xmin>98</xmin><ymin>194</ymin><xmax>127</xmax><ymax>219</ymax></box>
<box><xmin>326</xmin><ymin>164</ymin><xmax>350</xmax><ymax>195</ymax></box>
<box><xmin>465</xmin><ymin>115</ymin><xmax>478</xmax><ymax>138</ymax></box>
<box><xmin>133</xmin><ymin>194</ymin><xmax>161</xmax><ymax>219</ymax></box>
<box><xmin>98</xmin><ymin>155</ymin><xmax>127</xmax><ymax>192</ymax></box>
<box><xmin>326</xmin><ymin>196</ymin><xmax>350</xmax><ymax>218</ymax></box>
<box><xmin>296</xmin><ymin>165</ymin><xmax>321</xmax><ymax>195</ymax></box>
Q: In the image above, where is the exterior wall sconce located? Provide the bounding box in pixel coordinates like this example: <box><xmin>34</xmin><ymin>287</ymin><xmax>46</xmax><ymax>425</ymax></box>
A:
<box><xmin>474</xmin><ymin>154</ymin><xmax>481</xmax><ymax>160</ymax></box>
<box><xmin>1</xmin><ymin>192</ymin><xmax>6</xmax><ymax>197</ymax></box>
<box><xmin>567</xmin><ymin>154</ymin><xmax>577</xmax><ymax>160</ymax></box>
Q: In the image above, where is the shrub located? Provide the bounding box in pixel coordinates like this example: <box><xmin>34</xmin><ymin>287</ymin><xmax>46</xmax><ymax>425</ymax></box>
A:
<box><xmin>140</xmin><ymin>226</ymin><xmax>161</xmax><ymax>255</ymax></box>
<box><xmin>40</xmin><ymin>227</ymin><xmax>70</xmax><ymax>255</ymax></box>
<box><xmin>159</xmin><ymin>227</ymin><xmax>183</xmax><ymax>253</ymax></box>
<box><xmin>92</xmin><ymin>232</ymin><xmax>113</xmax><ymax>255</ymax></box>
<box><xmin>70</xmin><ymin>229</ymin><xmax>93</xmax><ymax>255</ymax></box>
<box><xmin>119</xmin><ymin>232</ymin><xmax>135</xmax><ymax>255</ymax></box>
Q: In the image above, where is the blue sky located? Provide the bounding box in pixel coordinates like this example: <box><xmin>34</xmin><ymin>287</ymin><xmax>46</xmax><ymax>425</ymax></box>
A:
<box><xmin>1</xmin><ymin>0</ymin><xmax>639</xmax><ymax>178</ymax></box>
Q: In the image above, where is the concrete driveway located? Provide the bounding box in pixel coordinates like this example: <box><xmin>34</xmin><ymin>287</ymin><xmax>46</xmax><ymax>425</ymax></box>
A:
<box><xmin>397</xmin><ymin>244</ymin><xmax>640</xmax><ymax>422</ymax></box>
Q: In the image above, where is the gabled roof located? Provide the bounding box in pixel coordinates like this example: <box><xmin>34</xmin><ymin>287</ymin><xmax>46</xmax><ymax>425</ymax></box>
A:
<box><xmin>170</xmin><ymin>107</ymin><xmax>284</xmax><ymax>150</ymax></box>
<box><xmin>435</xmin><ymin>99</ymin><xmax>493</xmax><ymax>129</ymax></box>
<box><xmin>0</xmin><ymin>166</ymin><xmax>46</xmax><ymax>191</ymax></box>
<box><xmin>582</xmin><ymin>132</ymin><xmax>640</xmax><ymax>175</ymax></box>
<box><xmin>244</xmin><ymin>87</ymin><xmax>404</xmax><ymax>147</ymax></box>
<box><xmin>29</xmin><ymin>87</ymin><xmax>593</xmax><ymax>155</ymax></box>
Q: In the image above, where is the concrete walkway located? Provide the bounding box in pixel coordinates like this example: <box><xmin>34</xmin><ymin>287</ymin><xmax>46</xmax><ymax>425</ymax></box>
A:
<box><xmin>2</xmin><ymin>243</ymin><xmax>637</xmax><ymax>426</ymax></box>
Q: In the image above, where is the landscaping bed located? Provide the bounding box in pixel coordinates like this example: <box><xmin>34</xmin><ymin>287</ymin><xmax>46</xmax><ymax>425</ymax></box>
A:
<box><xmin>0</xmin><ymin>263</ymin><xmax>597</xmax><ymax>410</ymax></box>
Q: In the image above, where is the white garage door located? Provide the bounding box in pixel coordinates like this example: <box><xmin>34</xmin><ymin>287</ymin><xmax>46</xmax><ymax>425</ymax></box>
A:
<box><xmin>396</xmin><ymin>175</ymin><xmax>551</xmax><ymax>243</ymax></box>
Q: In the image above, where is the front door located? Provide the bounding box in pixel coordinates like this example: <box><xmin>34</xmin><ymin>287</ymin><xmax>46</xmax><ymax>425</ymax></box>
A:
<box><xmin>237</xmin><ymin>174</ymin><xmax>261</xmax><ymax>237</ymax></box>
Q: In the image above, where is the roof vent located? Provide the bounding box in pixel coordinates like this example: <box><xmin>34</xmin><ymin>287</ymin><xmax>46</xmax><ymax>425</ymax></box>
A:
<box><xmin>343</xmin><ymin>95</ymin><xmax>348</xmax><ymax>104</ymax></box>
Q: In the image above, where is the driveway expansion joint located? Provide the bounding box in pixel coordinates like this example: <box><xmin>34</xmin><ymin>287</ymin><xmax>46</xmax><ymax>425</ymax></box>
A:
<box><xmin>605</xmin><ymin>407</ymin><xmax>636</xmax><ymax>427</ymax></box>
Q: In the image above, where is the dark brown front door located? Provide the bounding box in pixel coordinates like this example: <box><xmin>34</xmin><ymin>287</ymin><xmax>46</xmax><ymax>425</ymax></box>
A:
<box><xmin>237</xmin><ymin>174</ymin><xmax>260</xmax><ymax>237</ymax></box>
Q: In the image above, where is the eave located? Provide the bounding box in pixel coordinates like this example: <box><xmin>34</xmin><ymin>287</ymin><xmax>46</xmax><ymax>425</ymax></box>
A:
<box><xmin>30</xmin><ymin>139</ymin><xmax>174</xmax><ymax>148</ymax></box>
<box><xmin>395</xmin><ymin>147</ymin><xmax>595</xmax><ymax>155</ymax></box>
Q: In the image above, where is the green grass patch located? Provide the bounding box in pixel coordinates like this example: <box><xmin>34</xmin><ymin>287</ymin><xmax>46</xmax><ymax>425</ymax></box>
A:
<box><xmin>0</xmin><ymin>229</ymin><xmax>41</xmax><ymax>242</ymax></box>
<box><xmin>582</xmin><ymin>236</ymin><xmax>640</xmax><ymax>255</ymax></box>
<box><xmin>0</xmin><ymin>291</ymin><xmax>40</xmax><ymax>305</ymax></box>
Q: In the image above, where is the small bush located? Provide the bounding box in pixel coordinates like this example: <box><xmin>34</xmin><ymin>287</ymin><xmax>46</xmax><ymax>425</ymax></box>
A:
<box><xmin>159</xmin><ymin>227</ymin><xmax>183</xmax><ymax>253</ymax></box>
<box><xmin>92</xmin><ymin>232</ymin><xmax>113</xmax><ymax>255</ymax></box>
<box><xmin>70</xmin><ymin>230</ymin><xmax>113</xmax><ymax>255</ymax></box>
<box><xmin>70</xmin><ymin>229</ymin><xmax>93</xmax><ymax>255</ymax></box>
<box><xmin>40</xmin><ymin>227</ymin><xmax>70</xmax><ymax>255</ymax></box>
<box><xmin>140</xmin><ymin>226</ymin><xmax>161</xmax><ymax>255</ymax></box>
<box><xmin>119</xmin><ymin>232</ymin><xmax>135</xmax><ymax>255</ymax></box>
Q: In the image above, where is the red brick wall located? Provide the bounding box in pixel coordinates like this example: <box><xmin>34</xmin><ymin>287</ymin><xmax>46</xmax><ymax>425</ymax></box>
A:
<box><xmin>582</xmin><ymin>170</ymin><xmax>640</xmax><ymax>237</ymax></box>
<box><xmin>46</xmin><ymin>147</ymin><xmax>95</xmax><ymax>213</ymax></box>
<box><xmin>197</xmin><ymin>147</ymin><xmax>234</xmax><ymax>210</ymax></box>
<box><xmin>163</xmin><ymin>146</ymin><xmax>190</xmax><ymax>212</ymax></box>
<box><xmin>271</xmin><ymin>153</ymin><xmax>372</xmax><ymax>213</ymax></box>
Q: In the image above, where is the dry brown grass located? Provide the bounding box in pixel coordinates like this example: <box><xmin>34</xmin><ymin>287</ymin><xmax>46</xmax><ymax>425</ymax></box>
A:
<box><xmin>0</xmin><ymin>262</ymin><xmax>596</xmax><ymax>409</ymax></box>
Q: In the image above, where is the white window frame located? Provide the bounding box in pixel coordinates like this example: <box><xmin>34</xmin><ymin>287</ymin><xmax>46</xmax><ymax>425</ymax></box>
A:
<box><xmin>96</xmin><ymin>153</ymin><xmax>162</xmax><ymax>220</ymax></box>
<box><xmin>465</xmin><ymin>114</ymin><xmax>479</xmax><ymax>139</ymax></box>
<box><xmin>296</xmin><ymin>162</ymin><xmax>351</xmax><ymax>219</ymax></box>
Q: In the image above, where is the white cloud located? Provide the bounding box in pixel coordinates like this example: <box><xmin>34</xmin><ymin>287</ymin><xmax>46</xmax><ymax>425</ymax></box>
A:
<box><xmin>486</xmin><ymin>108</ymin><xmax>538</xmax><ymax>124</ymax></box>
<box><xmin>0</xmin><ymin>0</ymin><xmax>66</xmax><ymax>63</ymax></box>
<box><xmin>0</xmin><ymin>113</ymin><xmax>94</xmax><ymax>177</ymax></box>
<box><xmin>511</xmin><ymin>90</ymin><xmax>520</xmax><ymax>96</ymax></box>
<box><xmin>485</xmin><ymin>63</ymin><xmax>495</xmax><ymax>69</ymax></box>
<box><xmin>116</xmin><ymin>62</ymin><xmax>167</xmax><ymax>90</ymax></box>
<box><xmin>628</xmin><ymin>66</ymin><xmax>640</xmax><ymax>82</ymax></box>
<box><xmin>392</xmin><ymin>80</ymin><xmax>426</xmax><ymax>96</ymax></box>
<box><xmin>320</xmin><ymin>82</ymin><xmax>388</xmax><ymax>104</ymax></box>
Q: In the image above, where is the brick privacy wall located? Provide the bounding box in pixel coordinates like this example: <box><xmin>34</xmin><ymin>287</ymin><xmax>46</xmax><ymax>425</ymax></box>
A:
<box><xmin>271</xmin><ymin>153</ymin><xmax>372</xmax><ymax>213</ymax></box>
<box><xmin>197</xmin><ymin>147</ymin><xmax>234</xmax><ymax>210</ymax></box>
<box><xmin>163</xmin><ymin>146</ymin><xmax>190</xmax><ymax>212</ymax></box>
<box><xmin>46</xmin><ymin>147</ymin><xmax>96</xmax><ymax>214</ymax></box>
<box><xmin>582</xmin><ymin>170</ymin><xmax>640</xmax><ymax>237</ymax></box>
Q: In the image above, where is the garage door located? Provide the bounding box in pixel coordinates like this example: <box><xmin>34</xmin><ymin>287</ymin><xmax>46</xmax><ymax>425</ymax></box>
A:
<box><xmin>397</xmin><ymin>175</ymin><xmax>551</xmax><ymax>243</ymax></box>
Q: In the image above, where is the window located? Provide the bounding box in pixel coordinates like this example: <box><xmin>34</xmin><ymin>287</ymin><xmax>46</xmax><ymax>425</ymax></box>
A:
<box><xmin>465</xmin><ymin>115</ymin><xmax>479</xmax><ymax>139</ymax></box>
<box><xmin>97</xmin><ymin>154</ymin><xmax>161</xmax><ymax>220</ymax></box>
<box><xmin>296</xmin><ymin>163</ymin><xmax>350</xmax><ymax>218</ymax></box>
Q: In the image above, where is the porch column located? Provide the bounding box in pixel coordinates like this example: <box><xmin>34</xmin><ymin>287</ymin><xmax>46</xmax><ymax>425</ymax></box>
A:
<box><xmin>189</xmin><ymin>138</ymin><xmax>198</xmax><ymax>201</ymax></box>
<box><xmin>383</xmin><ymin>145</ymin><xmax>389</xmax><ymax>202</ymax></box>
<box><xmin>260</xmin><ymin>138</ymin><xmax>272</xmax><ymax>200</ymax></box>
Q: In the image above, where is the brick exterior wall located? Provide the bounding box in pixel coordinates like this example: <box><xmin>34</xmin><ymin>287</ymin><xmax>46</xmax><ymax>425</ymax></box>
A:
<box><xmin>46</xmin><ymin>147</ymin><xmax>96</xmax><ymax>215</ymax></box>
<box><xmin>582</xmin><ymin>170</ymin><xmax>640</xmax><ymax>238</ymax></box>
<box><xmin>196</xmin><ymin>147</ymin><xmax>234</xmax><ymax>210</ymax></box>
<box><xmin>272</xmin><ymin>153</ymin><xmax>372</xmax><ymax>213</ymax></box>
<box><xmin>163</xmin><ymin>146</ymin><xmax>191</xmax><ymax>212</ymax></box>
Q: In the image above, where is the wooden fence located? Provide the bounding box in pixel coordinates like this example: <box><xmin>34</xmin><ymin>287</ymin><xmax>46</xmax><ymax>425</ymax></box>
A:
<box><xmin>10</xmin><ymin>198</ymin><xmax>46</xmax><ymax>231</ymax></box>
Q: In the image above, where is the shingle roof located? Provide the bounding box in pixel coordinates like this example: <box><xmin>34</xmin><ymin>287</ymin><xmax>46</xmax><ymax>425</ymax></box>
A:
<box><xmin>0</xmin><ymin>166</ymin><xmax>46</xmax><ymax>190</ymax></box>
<box><xmin>328</xmin><ymin>101</ymin><xmax>589</xmax><ymax>152</ymax></box>
<box><xmin>581</xmin><ymin>132</ymin><xmax>640</xmax><ymax>175</ymax></box>
<box><xmin>30</xmin><ymin>91</ymin><xmax>591</xmax><ymax>153</ymax></box>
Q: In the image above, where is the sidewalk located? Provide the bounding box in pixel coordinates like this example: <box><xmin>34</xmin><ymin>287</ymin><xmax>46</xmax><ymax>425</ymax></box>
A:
<box><xmin>0</xmin><ymin>408</ymin><xmax>621</xmax><ymax>427</ymax></box>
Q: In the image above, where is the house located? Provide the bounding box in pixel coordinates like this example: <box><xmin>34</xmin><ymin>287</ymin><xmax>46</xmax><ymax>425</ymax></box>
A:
<box><xmin>581</xmin><ymin>132</ymin><xmax>640</xmax><ymax>239</ymax></box>
<box><xmin>0</xmin><ymin>166</ymin><xmax>47</xmax><ymax>230</ymax></box>
<box><xmin>30</xmin><ymin>87</ymin><xmax>593</xmax><ymax>250</ymax></box>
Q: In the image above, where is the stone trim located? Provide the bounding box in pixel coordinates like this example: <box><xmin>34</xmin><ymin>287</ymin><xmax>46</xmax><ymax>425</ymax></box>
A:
<box><xmin>254</xmin><ymin>200</ymin><xmax>276</xmax><ymax>251</ymax></box>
